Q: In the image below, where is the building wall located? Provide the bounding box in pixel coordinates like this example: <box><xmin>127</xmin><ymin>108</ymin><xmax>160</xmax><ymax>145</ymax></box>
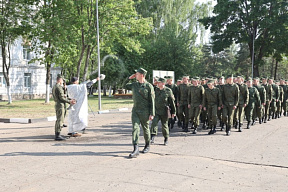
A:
<box><xmin>0</xmin><ymin>38</ymin><xmax>62</xmax><ymax>100</ymax></box>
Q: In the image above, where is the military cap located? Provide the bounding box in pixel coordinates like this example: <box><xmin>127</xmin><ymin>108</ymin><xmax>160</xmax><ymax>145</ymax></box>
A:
<box><xmin>177</xmin><ymin>79</ymin><xmax>182</xmax><ymax>82</ymax></box>
<box><xmin>268</xmin><ymin>77</ymin><xmax>274</xmax><ymax>81</ymax></box>
<box><xmin>247</xmin><ymin>77</ymin><xmax>252</xmax><ymax>81</ymax></box>
<box><xmin>157</xmin><ymin>77</ymin><xmax>166</xmax><ymax>83</ymax></box>
<box><xmin>135</xmin><ymin>67</ymin><xmax>147</xmax><ymax>76</ymax></box>
<box><xmin>253</xmin><ymin>77</ymin><xmax>259</xmax><ymax>80</ymax></box>
<box><xmin>165</xmin><ymin>76</ymin><xmax>173</xmax><ymax>79</ymax></box>
<box><xmin>207</xmin><ymin>79</ymin><xmax>215</xmax><ymax>84</ymax></box>
<box><xmin>261</xmin><ymin>77</ymin><xmax>268</xmax><ymax>80</ymax></box>
<box><xmin>226</xmin><ymin>74</ymin><xmax>234</xmax><ymax>79</ymax></box>
<box><xmin>182</xmin><ymin>75</ymin><xmax>189</xmax><ymax>79</ymax></box>
<box><xmin>191</xmin><ymin>76</ymin><xmax>200</xmax><ymax>81</ymax></box>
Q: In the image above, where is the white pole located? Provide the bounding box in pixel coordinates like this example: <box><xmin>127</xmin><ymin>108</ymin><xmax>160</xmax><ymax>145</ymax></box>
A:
<box><xmin>96</xmin><ymin>0</ymin><xmax>101</xmax><ymax>110</ymax></box>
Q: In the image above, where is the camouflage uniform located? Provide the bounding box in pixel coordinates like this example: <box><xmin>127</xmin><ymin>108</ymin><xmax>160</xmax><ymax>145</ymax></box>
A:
<box><xmin>262</xmin><ymin>82</ymin><xmax>273</xmax><ymax>122</ymax></box>
<box><xmin>188</xmin><ymin>84</ymin><xmax>205</xmax><ymax>132</ymax></box>
<box><xmin>270</xmin><ymin>83</ymin><xmax>279</xmax><ymax>119</ymax></box>
<box><xmin>177</xmin><ymin>83</ymin><xmax>189</xmax><ymax>131</ymax></box>
<box><xmin>279</xmin><ymin>83</ymin><xmax>288</xmax><ymax>116</ymax></box>
<box><xmin>276</xmin><ymin>85</ymin><xmax>284</xmax><ymax>118</ymax></box>
<box><xmin>235</xmin><ymin>83</ymin><xmax>249</xmax><ymax>130</ymax></box>
<box><xmin>245</xmin><ymin>85</ymin><xmax>261</xmax><ymax>128</ymax></box>
<box><xmin>253</xmin><ymin>84</ymin><xmax>266</xmax><ymax>124</ymax></box>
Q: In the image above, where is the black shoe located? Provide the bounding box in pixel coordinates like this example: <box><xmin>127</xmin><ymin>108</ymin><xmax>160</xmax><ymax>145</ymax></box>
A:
<box><xmin>55</xmin><ymin>133</ymin><xmax>66</xmax><ymax>141</ymax></box>
<box><xmin>259</xmin><ymin>119</ymin><xmax>262</xmax><ymax>124</ymax></box>
<box><xmin>150</xmin><ymin>134</ymin><xmax>156</xmax><ymax>144</ymax></box>
<box><xmin>63</xmin><ymin>124</ymin><xmax>67</xmax><ymax>127</ymax></box>
<box><xmin>142</xmin><ymin>143</ymin><xmax>150</xmax><ymax>153</ymax></box>
<box><xmin>252</xmin><ymin>120</ymin><xmax>256</xmax><ymax>125</ymax></box>
<box><xmin>268</xmin><ymin>116</ymin><xmax>271</xmax><ymax>121</ymax></box>
<box><xmin>234</xmin><ymin>121</ymin><xmax>238</xmax><ymax>129</ymax></box>
<box><xmin>226</xmin><ymin>131</ymin><xmax>231</xmax><ymax>136</ymax></box>
<box><xmin>238</xmin><ymin>123</ymin><xmax>242</xmax><ymax>132</ymax></box>
<box><xmin>264</xmin><ymin>118</ymin><xmax>267</xmax><ymax>123</ymax></box>
<box><xmin>129</xmin><ymin>144</ymin><xmax>139</xmax><ymax>158</ymax></box>
<box><xmin>164</xmin><ymin>137</ymin><xmax>168</xmax><ymax>146</ymax></box>
<box><xmin>192</xmin><ymin>127</ymin><xmax>197</xmax><ymax>134</ymax></box>
<box><xmin>208</xmin><ymin>129</ymin><xmax>213</xmax><ymax>135</ymax></box>
<box><xmin>212</xmin><ymin>126</ymin><xmax>217</xmax><ymax>134</ymax></box>
<box><xmin>247</xmin><ymin>121</ymin><xmax>251</xmax><ymax>129</ymax></box>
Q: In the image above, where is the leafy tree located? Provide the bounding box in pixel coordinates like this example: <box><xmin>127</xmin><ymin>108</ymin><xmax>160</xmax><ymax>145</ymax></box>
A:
<box><xmin>0</xmin><ymin>0</ymin><xmax>33</xmax><ymax>103</ymax></box>
<box><xmin>200</xmin><ymin>0</ymin><xmax>288</xmax><ymax>77</ymax></box>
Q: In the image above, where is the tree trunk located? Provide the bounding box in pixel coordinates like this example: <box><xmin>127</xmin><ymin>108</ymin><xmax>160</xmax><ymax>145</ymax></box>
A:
<box><xmin>2</xmin><ymin>41</ymin><xmax>12</xmax><ymax>104</ymax></box>
<box><xmin>270</xmin><ymin>58</ymin><xmax>274</xmax><ymax>78</ymax></box>
<box><xmin>76</xmin><ymin>26</ymin><xmax>87</xmax><ymax>79</ymax></box>
<box><xmin>83</xmin><ymin>45</ymin><xmax>91</xmax><ymax>81</ymax></box>
<box><xmin>103</xmin><ymin>85</ymin><xmax>107</xmax><ymax>96</ymax></box>
<box><xmin>274</xmin><ymin>60</ymin><xmax>278</xmax><ymax>80</ymax></box>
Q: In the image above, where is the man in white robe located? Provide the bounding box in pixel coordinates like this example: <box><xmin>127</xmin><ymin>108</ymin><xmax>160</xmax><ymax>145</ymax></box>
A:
<box><xmin>67</xmin><ymin>77</ymin><xmax>99</xmax><ymax>136</ymax></box>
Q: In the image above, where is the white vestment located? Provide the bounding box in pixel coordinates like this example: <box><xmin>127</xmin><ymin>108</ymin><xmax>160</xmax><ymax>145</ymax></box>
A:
<box><xmin>67</xmin><ymin>83</ymin><xmax>88</xmax><ymax>133</ymax></box>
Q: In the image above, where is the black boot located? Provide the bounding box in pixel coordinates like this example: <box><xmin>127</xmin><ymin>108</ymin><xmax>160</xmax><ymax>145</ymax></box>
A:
<box><xmin>150</xmin><ymin>134</ymin><xmax>156</xmax><ymax>144</ymax></box>
<box><xmin>238</xmin><ymin>123</ymin><xmax>242</xmax><ymax>132</ymax></box>
<box><xmin>208</xmin><ymin>128</ymin><xmax>213</xmax><ymax>135</ymax></box>
<box><xmin>272</xmin><ymin>112</ymin><xmax>275</xmax><ymax>119</ymax></box>
<box><xmin>212</xmin><ymin>125</ymin><xmax>217</xmax><ymax>134</ymax></box>
<box><xmin>259</xmin><ymin>119</ymin><xmax>262</xmax><ymax>124</ymax></box>
<box><xmin>284</xmin><ymin>112</ymin><xmax>286</xmax><ymax>116</ymax></box>
<box><xmin>247</xmin><ymin>121</ymin><xmax>251</xmax><ymax>129</ymax></box>
<box><xmin>226</xmin><ymin>125</ymin><xmax>231</xmax><ymax>136</ymax></box>
<box><xmin>264</xmin><ymin>117</ymin><xmax>267</xmax><ymax>123</ymax></box>
<box><xmin>268</xmin><ymin>116</ymin><xmax>271</xmax><ymax>121</ymax></box>
<box><xmin>129</xmin><ymin>144</ymin><xmax>139</xmax><ymax>158</ymax></box>
<box><xmin>164</xmin><ymin>137</ymin><xmax>168</xmax><ymax>146</ymax></box>
<box><xmin>55</xmin><ymin>132</ymin><xmax>66</xmax><ymax>141</ymax></box>
<box><xmin>252</xmin><ymin>119</ymin><xmax>256</xmax><ymax>125</ymax></box>
<box><xmin>234</xmin><ymin>121</ymin><xmax>238</xmax><ymax>129</ymax></box>
<box><xmin>192</xmin><ymin>126</ymin><xmax>197</xmax><ymax>134</ymax></box>
<box><xmin>142</xmin><ymin>142</ymin><xmax>150</xmax><ymax>153</ymax></box>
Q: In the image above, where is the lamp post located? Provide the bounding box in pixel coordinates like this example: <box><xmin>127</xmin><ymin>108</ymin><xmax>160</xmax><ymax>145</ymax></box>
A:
<box><xmin>96</xmin><ymin>0</ymin><xmax>101</xmax><ymax>110</ymax></box>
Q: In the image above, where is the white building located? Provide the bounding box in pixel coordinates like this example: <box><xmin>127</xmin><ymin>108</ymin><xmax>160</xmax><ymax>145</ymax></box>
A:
<box><xmin>0</xmin><ymin>38</ymin><xmax>61</xmax><ymax>100</ymax></box>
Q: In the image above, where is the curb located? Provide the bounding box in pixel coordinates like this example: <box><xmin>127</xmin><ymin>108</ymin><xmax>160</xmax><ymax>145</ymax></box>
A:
<box><xmin>0</xmin><ymin>108</ymin><xmax>130</xmax><ymax>124</ymax></box>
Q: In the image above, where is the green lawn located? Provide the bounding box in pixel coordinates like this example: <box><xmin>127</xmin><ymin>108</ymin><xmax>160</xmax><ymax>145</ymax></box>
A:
<box><xmin>0</xmin><ymin>96</ymin><xmax>133</xmax><ymax>118</ymax></box>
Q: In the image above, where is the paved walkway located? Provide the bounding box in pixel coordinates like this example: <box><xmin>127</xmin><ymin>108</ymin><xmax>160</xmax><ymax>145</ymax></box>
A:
<box><xmin>0</xmin><ymin>110</ymin><xmax>288</xmax><ymax>191</ymax></box>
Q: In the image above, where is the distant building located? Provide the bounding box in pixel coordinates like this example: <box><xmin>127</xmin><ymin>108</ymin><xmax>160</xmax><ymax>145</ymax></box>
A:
<box><xmin>0</xmin><ymin>38</ymin><xmax>61</xmax><ymax>100</ymax></box>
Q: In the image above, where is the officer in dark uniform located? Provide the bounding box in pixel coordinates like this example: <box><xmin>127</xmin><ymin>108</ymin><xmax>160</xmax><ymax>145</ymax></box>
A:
<box><xmin>252</xmin><ymin>77</ymin><xmax>266</xmax><ymax>125</ymax></box>
<box><xmin>177</xmin><ymin>75</ymin><xmax>190</xmax><ymax>132</ymax></box>
<box><xmin>268</xmin><ymin>78</ymin><xmax>279</xmax><ymax>119</ymax></box>
<box><xmin>165</xmin><ymin>76</ymin><xmax>178</xmax><ymax>129</ymax></box>
<box><xmin>261</xmin><ymin>77</ymin><xmax>272</xmax><ymax>122</ymax></box>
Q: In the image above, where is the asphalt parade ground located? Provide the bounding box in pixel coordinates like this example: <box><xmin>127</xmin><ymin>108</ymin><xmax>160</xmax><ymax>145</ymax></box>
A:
<box><xmin>0</xmin><ymin>109</ymin><xmax>288</xmax><ymax>192</ymax></box>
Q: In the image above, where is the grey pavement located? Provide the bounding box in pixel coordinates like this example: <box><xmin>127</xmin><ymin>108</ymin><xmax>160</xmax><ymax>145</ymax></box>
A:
<box><xmin>0</xmin><ymin>110</ymin><xmax>288</xmax><ymax>192</ymax></box>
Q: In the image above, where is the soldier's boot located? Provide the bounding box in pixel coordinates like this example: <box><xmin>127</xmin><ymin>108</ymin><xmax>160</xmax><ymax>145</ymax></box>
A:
<box><xmin>268</xmin><ymin>115</ymin><xmax>271</xmax><ymax>121</ymax></box>
<box><xmin>150</xmin><ymin>134</ymin><xmax>156</xmax><ymax>144</ymax></box>
<box><xmin>284</xmin><ymin>112</ymin><xmax>286</xmax><ymax>116</ymax></box>
<box><xmin>275</xmin><ymin>112</ymin><xmax>278</xmax><ymax>119</ymax></box>
<box><xmin>142</xmin><ymin>142</ymin><xmax>150</xmax><ymax>154</ymax></box>
<box><xmin>259</xmin><ymin>118</ymin><xmax>262</xmax><ymax>124</ymax></box>
<box><xmin>252</xmin><ymin>119</ymin><xmax>256</xmax><ymax>125</ymax></box>
<box><xmin>264</xmin><ymin>117</ymin><xmax>267</xmax><ymax>123</ymax></box>
<box><xmin>220</xmin><ymin>121</ymin><xmax>224</xmax><ymax>131</ymax></box>
<box><xmin>55</xmin><ymin>132</ymin><xmax>66</xmax><ymax>141</ymax></box>
<box><xmin>238</xmin><ymin>123</ymin><xmax>242</xmax><ymax>132</ymax></box>
<box><xmin>184</xmin><ymin>124</ymin><xmax>189</xmax><ymax>132</ymax></box>
<box><xmin>202</xmin><ymin>121</ymin><xmax>207</xmax><ymax>129</ymax></box>
<box><xmin>129</xmin><ymin>144</ymin><xmax>139</xmax><ymax>158</ymax></box>
<box><xmin>278</xmin><ymin>112</ymin><xmax>281</xmax><ymax>118</ymax></box>
<box><xmin>272</xmin><ymin>112</ymin><xmax>275</xmax><ymax>119</ymax></box>
<box><xmin>192</xmin><ymin>126</ymin><xmax>197</xmax><ymax>134</ymax></box>
<box><xmin>226</xmin><ymin>125</ymin><xmax>231</xmax><ymax>136</ymax></box>
<box><xmin>247</xmin><ymin>121</ymin><xmax>251</xmax><ymax>129</ymax></box>
<box><xmin>177</xmin><ymin>121</ymin><xmax>182</xmax><ymax>128</ymax></box>
<box><xmin>212</xmin><ymin>125</ymin><xmax>217</xmax><ymax>134</ymax></box>
<box><xmin>208</xmin><ymin>127</ymin><xmax>213</xmax><ymax>135</ymax></box>
<box><xmin>164</xmin><ymin>137</ymin><xmax>168</xmax><ymax>146</ymax></box>
<box><xmin>234</xmin><ymin>121</ymin><xmax>238</xmax><ymax>129</ymax></box>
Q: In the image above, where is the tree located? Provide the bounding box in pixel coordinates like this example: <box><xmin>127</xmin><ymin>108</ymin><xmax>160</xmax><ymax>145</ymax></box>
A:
<box><xmin>0</xmin><ymin>0</ymin><xmax>33</xmax><ymax>103</ymax></box>
<box><xmin>200</xmin><ymin>0</ymin><xmax>288</xmax><ymax>77</ymax></box>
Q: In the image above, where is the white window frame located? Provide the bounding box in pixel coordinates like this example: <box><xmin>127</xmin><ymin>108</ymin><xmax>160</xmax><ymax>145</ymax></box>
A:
<box><xmin>23</xmin><ymin>45</ymin><xmax>31</xmax><ymax>60</ymax></box>
<box><xmin>24</xmin><ymin>73</ymin><xmax>31</xmax><ymax>88</ymax></box>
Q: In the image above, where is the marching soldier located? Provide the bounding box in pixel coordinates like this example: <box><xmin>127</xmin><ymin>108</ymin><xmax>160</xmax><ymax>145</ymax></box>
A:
<box><xmin>261</xmin><ymin>77</ymin><xmax>272</xmax><ymax>122</ymax></box>
<box><xmin>188</xmin><ymin>77</ymin><xmax>205</xmax><ymax>134</ymax></box>
<box><xmin>245</xmin><ymin>78</ymin><xmax>261</xmax><ymax>129</ymax></box>
<box><xmin>166</xmin><ymin>76</ymin><xmax>178</xmax><ymax>129</ymax></box>
<box><xmin>150</xmin><ymin>77</ymin><xmax>176</xmax><ymax>145</ymax></box>
<box><xmin>268</xmin><ymin>78</ymin><xmax>279</xmax><ymax>119</ymax></box>
<box><xmin>203</xmin><ymin>79</ymin><xmax>222</xmax><ymax>135</ymax></box>
<box><xmin>279</xmin><ymin>79</ymin><xmax>288</xmax><ymax>116</ymax></box>
<box><xmin>222</xmin><ymin>74</ymin><xmax>239</xmax><ymax>136</ymax></box>
<box><xmin>201</xmin><ymin>78</ymin><xmax>209</xmax><ymax>129</ymax></box>
<box><xmin>252</xmin><ymin>77</ymin><xmax>266</xmax><ymax>125</ymax></box>
<box><xmin>235</xmin><ymin>76</ymin><xmax>249</xmax><ymax>132</ymax></box>
<box><xmin>216</xmin><ymin>76</ymin><xmax>225</xmax><ymax>130</ymax></box>
<box><xmin>177</xmin><ymin>75</ymin><xmax>190</xmax><ymax>132</ymax></box>
<box><xmin>125</xmin><ymin>68</ymin><xmax>155</xmax><ymax>158</ymax></box>
<box><xmin>276</xmin><ymin>81</ymin><xmax>284</xmax><ymax>118</ymax></box>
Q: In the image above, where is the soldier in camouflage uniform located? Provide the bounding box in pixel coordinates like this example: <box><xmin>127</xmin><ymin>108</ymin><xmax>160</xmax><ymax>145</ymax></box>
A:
<box><xmin>150</xmin><ymin>78</ymin><xmax>176</xmax><ymax>145</ymax></box>
<box><xmin>188</xmin><ymin>77</ymin><xmax>205</xmax><ymax>134</ymax></box>
<box><xmin>279</xmin><ymin>79</ymin><xmax>288</xmax><ymax>116</ymax></box>
<box><xmin>268</xmin><ymin>78</ymin><xmax>279</xmax><ymax>119</ymax></box>
<box><xmin>201</xmin><ymin>78</ymin><xmax>209</xmax><ymax>129</ymax></box>
<box><xmin>276</xmin><ymin>81</ymin><xmax>284</xmax><ymax>118</ymax></box>
<box><xmin>165</xmin><ymin>76</ymin><xmax>178</xmax><ymax>129</ymax></box>
<box><xmin>177</xmin><ymin>75</ymin><xmax>190</xmax><ymax>132</ymax></box>
<box><xmin>252</xmin><ymin>77</ymin><xmax>266</xmax><ymax>125</ymax></box>
<box><xmin>235</xmin><ymin>76</ymin><xmax>249</xmax><ymax>132</ymax></box>
<box><xmin>245</xmin><ymin>78</ymin><xmax>261</xmax><ymax>129</ymax></box>
<box><xmin>203</xmin><ymin>80</ymin><xmax>222</xmax><ymax>135</ymax></box>
<box><xmin>216</xmin><ymin>76</ymin><xmax>225</xmax><ymax>130</ymax></box>
<box><xmin>125</xmin><ymin>68</ymin><xmax>155</xmax><ymax>158</ymax></box>
<box><xmin>222</xmin><ymin>75</ymin><xmax>239</xmax><ymax>136</ymax></box>
<box><xmin>52</xmin><ymin>74</ymin><xmax>76</xmax><ymax>141</ymax></box>
<box><xmin>261</xmin><ymin>77</ymin><xmax>273</xmax><ymax>122</ymax></box>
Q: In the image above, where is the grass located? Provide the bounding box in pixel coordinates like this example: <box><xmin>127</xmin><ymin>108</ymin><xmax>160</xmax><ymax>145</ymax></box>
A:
<box><xmin>0</xmin><ymin>96</ymin><xmax>133</xmax><ymax>118</ymax></box>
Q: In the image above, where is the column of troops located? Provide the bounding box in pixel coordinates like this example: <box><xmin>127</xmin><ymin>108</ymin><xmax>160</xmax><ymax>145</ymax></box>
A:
<box><xmin>162</xmin><ymin>75</ymin><xmax>288</xmax><ymax>136</ymax></box>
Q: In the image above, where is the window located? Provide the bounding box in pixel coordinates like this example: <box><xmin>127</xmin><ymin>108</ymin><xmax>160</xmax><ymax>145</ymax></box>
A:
<box><xmin>23</xmin><ymin>45</ymin><xmax>31</xmax><ymax>60</ymax></box>
<box><xmin>50</xmin><ymin>74</ymin><xmax>52</xmax><ymax>88</ymax></box>
<box><xmin>0</xmin><ymin>72</ymin><xmax>6</xmax><ymax>87</ymax></box>
<box><xmin>24</xmin><ymin>73</ymin><xmax>31</xmax><ymax>88</ymax></box>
